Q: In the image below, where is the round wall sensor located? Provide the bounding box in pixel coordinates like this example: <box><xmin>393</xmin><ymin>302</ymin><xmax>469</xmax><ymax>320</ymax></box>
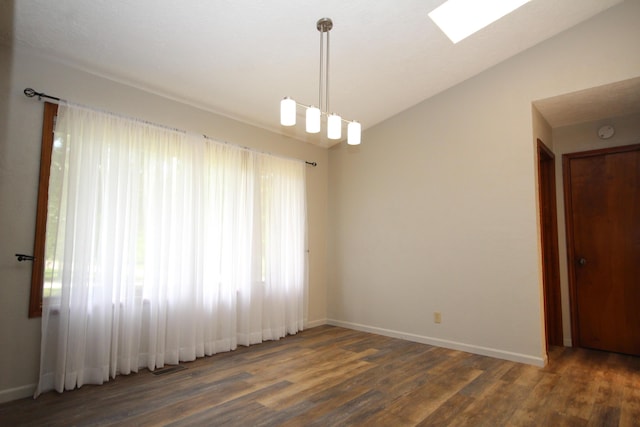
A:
<box><xmin>597</xmin><ymin>125</ymin><xmax>615</xmax><ymax>139</ymax></box>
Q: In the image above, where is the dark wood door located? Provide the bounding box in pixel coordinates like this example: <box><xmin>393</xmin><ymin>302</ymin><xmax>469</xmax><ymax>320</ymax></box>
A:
<box><xmin>537</xmin><ymin>140</ymin><xmax>563</xmax><ymax>348</ymax></box>
<box><xmin>564</xmin><ymin>144</ymin><xmax>640</xmax><ymax>356</ymax></box>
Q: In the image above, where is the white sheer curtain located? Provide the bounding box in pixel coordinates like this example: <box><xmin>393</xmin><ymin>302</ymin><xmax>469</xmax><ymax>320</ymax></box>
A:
<box><xmin>35</xmin><ymin>103</ymin><xmax>307</xmax><ymax>397</ymax></box>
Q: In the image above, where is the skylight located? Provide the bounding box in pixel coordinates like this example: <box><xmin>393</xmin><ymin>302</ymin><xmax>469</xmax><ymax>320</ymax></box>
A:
<box><xmin>428</xmin><ymin>0</ymin><xmax>532</xmax><ymax>44</ymax></box>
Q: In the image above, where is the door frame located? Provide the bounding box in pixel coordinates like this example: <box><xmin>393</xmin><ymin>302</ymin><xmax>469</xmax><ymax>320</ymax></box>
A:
<box><xmin>562</xmin><ymin>143</ymin><xmax>640</xmax><ymax>348</ymax></box>
<box><xmin>536</xmin><ymin>139</ymin><xmax>563</xmax><ymax>348</ymax></box>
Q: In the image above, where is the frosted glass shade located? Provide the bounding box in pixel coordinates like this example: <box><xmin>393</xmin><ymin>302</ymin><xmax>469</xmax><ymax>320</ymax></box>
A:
<box><xmin>347</xmin><ymin>121</ymin><xmax>361</xmax><ymax>145</ymax></box>
<box><xmin>327</xmin><ymin>114</ymin><xmax>342</xmax><ymax>140</ymax></box>
<box><xmin>306</xmin><ymin>107</ymin><xmax>321</xmax><ymax>133</ymax></box>
<box><xmin>280</xmin><ymin>97</ymin><xmax>296</xmax><ymax>126</ymax></box>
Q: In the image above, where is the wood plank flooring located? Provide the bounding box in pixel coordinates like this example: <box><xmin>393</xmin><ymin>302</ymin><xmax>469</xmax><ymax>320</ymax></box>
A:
<box><xmin>1</xmin><ymin>325</ymin><xmax>639</xmax><ymax>426</ymax></box>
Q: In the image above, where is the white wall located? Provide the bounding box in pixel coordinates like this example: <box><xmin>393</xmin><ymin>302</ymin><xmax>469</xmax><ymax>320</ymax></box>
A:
<box><xmin>2</xmin><ymin>0</ymin><xmax>639</xmax><ymax>405</ymax></box>
<box><xmin>0</xmin><ymin>45</ymin><xmax>329</xmax><ymax>402</ymax></box>
<box><xmin>552</xmin><ymin>112</ymin><xmax>640</xmax><ymax>346</ymax></box>
<box><xmin>327</xmin><ymin>0</ymin><xmax>640</xmax><ymax>365</ymax></box>
<box><xmin>532</xmin><ymin>107</ymin><xmax>553</xmax><ymax>151</ymax></box>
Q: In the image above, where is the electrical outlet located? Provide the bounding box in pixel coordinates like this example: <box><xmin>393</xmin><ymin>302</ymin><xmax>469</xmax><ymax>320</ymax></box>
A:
<box><xmin>434</xmin><ymin>312</ymin><xmax>442</xmax><ymax>324</ymax></box>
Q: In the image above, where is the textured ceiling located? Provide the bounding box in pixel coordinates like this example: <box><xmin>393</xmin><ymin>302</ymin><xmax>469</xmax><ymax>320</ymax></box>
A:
<box><xmin>1</xmin><ymin>0</ymin><xmax>627</xmax><ymax>146</ymax></box>
<box><xmin>534</xmin><ymin>77</ymin><xmax>640</xmax><ymax>128</ymax></box>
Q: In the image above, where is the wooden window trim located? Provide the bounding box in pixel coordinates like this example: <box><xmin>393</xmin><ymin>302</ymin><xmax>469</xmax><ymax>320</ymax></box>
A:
<box><xmin>29</xmin><ymin>102</ymin><xmax>58</xmax><ymax>318</ymax></box>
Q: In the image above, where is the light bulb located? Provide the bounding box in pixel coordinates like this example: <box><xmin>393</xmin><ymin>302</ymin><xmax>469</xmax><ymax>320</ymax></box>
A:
<box><xmin>280</xmin><ymin>97</ymin><xmax>296</xmax><ymax>126</ymax></box>
<box><xmin>306</xmin><ymin>107</ymin><xmax>321</xmax><ymax>133</ymax></box>
<box><xmin>327</xmin><ymin>114</ymin><xmax>342</xmax><ymax>139</ymax></box>
<box><xmin>347</xmin><ymin>121</ymin><xmax>361</xmax><ymax>145</ymax></box>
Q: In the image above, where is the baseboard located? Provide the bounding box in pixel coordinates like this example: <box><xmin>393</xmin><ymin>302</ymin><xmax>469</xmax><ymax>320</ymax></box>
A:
<box><xmin>327</xmin><ymin>319</ymin><xmax>546</xmax><ymax>367</ymax></box>
<box><xmin>304</xmin><ymin>318</ymin><xmax>328</xmax><ymax>329</ymax></box>
<box><xmin>0</xmin><ymin>383</ymin><xmax>35</xmax><ymax>404</ymax></box>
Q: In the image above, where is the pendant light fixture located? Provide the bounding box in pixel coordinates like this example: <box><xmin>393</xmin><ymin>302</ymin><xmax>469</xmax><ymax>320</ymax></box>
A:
<box><xmin>280</xmin><ymin>18</ymin><xmax>361</xmax><ymax>145</ymax></box>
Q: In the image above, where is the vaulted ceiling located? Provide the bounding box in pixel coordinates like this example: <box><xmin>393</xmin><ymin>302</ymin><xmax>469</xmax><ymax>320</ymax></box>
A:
<box><xmin>1</xmin><ymin>0</ymin><xmax>629</xmax><ymax>146</ymax></box>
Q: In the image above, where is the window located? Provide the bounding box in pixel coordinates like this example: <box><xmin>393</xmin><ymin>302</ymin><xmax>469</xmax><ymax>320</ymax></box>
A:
<box><xmin>32</xmin><ymin>101</ymin><xmax>308</xmax><ymax>395</ymax></box>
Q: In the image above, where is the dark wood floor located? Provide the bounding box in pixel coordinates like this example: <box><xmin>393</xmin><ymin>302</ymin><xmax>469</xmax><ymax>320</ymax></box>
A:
<box><xmin>1</xmin><ymin>325</ymin><xmax>639</xmax><ymax>426</ymax></box>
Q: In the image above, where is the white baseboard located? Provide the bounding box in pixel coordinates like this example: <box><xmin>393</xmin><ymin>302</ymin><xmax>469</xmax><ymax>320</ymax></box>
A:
<box><xmin>304</xmin><ymin>318</ymin><xmax>327</xmax><ymax>329</ymax></box>
<box><xmin>327</xmin><ymin>319</ymin><xmax>546</xmax><ymax>367</ymax></box>
<box><xmin>0</xmin><ymin>383</ymin><xmax>35</xmax><ymax>404</ymax></box>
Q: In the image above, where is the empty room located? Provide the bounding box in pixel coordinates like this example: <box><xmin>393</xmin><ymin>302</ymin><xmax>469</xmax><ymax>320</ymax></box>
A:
<box><xmin>1</xmin><ymin>0</ymin><xmax>639</xmax><ymax>425</ymax></box>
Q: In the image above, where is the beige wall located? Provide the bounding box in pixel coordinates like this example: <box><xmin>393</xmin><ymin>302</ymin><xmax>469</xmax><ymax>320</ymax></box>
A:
<box><xmin>532</xmin><ymin>107</ymin><xmax>553</xmax><ymax>151</ymax></box>
<box><xmin>2</xmin><ymin>0</ymin><xmax>639</xmax><ymax>404</ymax></box>
<box><xmin>327</xmin><ymin>0</ymin><xmax>640</xmax><ymax>365</ymax></box>
<box><xmin>552</xmin><ymin>112</ymin><xmax>640</xmax><ymax>345</ymax></box>
<box><xmin>0</xmin><ymin>45</ymin><xmax>328</xmax><ymax>402</ymax></box>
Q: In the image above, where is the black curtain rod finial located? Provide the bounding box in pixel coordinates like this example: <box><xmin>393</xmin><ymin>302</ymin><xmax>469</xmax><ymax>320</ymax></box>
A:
<box><xmin>24</xmin><ymin>87</ymin><xmax>61</xmax><ymax>102</ymax></box>
<box><xmin>305</xmin><ymin>161</ymin><xmax>317</xmax><ymax>167</ymax></box>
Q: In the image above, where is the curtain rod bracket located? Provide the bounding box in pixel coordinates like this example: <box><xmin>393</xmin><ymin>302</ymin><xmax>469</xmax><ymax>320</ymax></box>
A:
<box><xmin>15</xmin><ymin>253</ymin><xmax>35</xmax><ymax>262</ymax></box>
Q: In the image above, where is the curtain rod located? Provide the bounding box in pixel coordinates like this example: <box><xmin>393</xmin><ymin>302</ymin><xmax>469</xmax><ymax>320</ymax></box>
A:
<box><xmin>23</xmin><ymin>87</ymin><xmax>317</xmax><ymax>167</ymax></box>
<box><xmin>23</xmin><ymin>88</ymin><xmax>61</xmax><ymax>102</ymax></box>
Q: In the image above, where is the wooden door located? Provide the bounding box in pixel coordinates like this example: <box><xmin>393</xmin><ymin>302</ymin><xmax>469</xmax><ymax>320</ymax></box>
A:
<box><xmin>564</xmin><ymin>144</ymin><xmax>640</xmax><ymax>356</ymax></box>
<box><xmin>537</xmin><ymin>140</ymin><xmax>563</xmax><ymax>347</ymax></box>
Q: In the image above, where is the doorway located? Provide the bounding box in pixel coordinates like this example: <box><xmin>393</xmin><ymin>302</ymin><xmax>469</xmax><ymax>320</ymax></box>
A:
<box><xmin>537</xmin><ymin>139</ymin><xmax>563</xmax><ymax>348</ymax></box>
<box><xmin>563</xmin><ymin>144</ymin><xmax>640</xmax><ymax>356</ymax></box>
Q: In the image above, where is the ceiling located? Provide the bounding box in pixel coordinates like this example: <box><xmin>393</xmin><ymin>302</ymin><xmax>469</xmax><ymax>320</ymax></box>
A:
<box><xmin>0</xmin><ymin>0</ymin><xmax>628</xmax><ymax>147</ymax></box>
<box><xmin>534</xmin><ymin>77</ymin><xmax>640</xmax><ymax>128</ymax></box>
